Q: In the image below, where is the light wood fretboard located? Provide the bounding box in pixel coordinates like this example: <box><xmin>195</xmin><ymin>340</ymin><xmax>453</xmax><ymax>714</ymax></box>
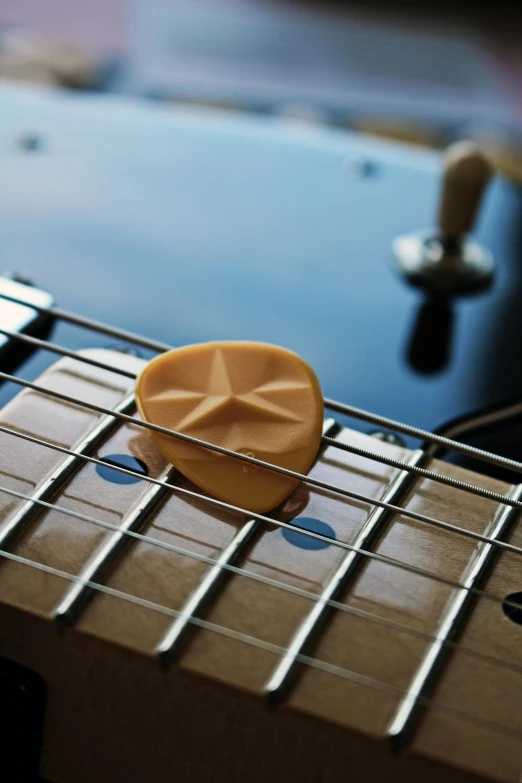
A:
<box><xmin>0</xmin><ymin>350</ymin><xmax>521</xmax><ymax>783</ymax></box>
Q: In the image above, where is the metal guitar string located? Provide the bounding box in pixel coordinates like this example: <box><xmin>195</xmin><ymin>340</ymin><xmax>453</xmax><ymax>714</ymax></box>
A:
<box><xmin>3</xmin><ymin>327</ymin><xmax>522</xmax><ymax>619</ymax></box>
<box><xmin>2</xmin><ymin>387</ymin><xmax>522</xmax><ymax>710</ymax></box>
<box><xmin>3</xmin><ymin>391</ymin><xmax>522</xmax><ymax>710</ymax></box>
<box><xmin>6</xmin><ymin>418</ymin><xmax>522</xmax><ymax>582</ymax></box>
<box><xmin>1</xmin><ymin>326</ymin><xmax>519</xmax><ymax>510</ymax></box>
<box><xmin>2</xmin><ymin>291</ymin><xmax>522</xmax><ymax>474</ymax></box>
<box><xmin>2</xmin><ymin>370</ymin><xmax>522</xmax><ymax>562</ymax></box>
<box><xmin>2</xmin><ymin>478</ymin><xmax>522</xmax><ymax>679</ymax></box>
<box><xmin>2</xmin><ymin>295</ymin><xmax>522</xmax><ymax>746</ymax></box>
<box><xmin>4</xmin><ymin>420</ymin><xmax>522</xmax><ymax>621</ymax></box>
<box><xmin>1</xmin><ymin>543</ymin><xmax>522</xmax><ymax>745</ymax></box>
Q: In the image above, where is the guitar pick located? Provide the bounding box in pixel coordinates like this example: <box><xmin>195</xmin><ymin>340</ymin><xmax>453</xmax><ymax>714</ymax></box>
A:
<box><xmin>135</xmin><ymin>341</ymin><xmax>324</xmax><ymax>514</ymax></box>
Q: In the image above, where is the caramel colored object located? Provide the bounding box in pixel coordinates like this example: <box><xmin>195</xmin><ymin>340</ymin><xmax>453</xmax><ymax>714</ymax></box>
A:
<box><xmin>437</xmin><ymin>141</ymin><xmax>493</xmax><ymax>237</ymax></box>
<box><xmin>136</xmin><ymin>341</ymin><xmax>324</xmax><ymax>513</ymax></box>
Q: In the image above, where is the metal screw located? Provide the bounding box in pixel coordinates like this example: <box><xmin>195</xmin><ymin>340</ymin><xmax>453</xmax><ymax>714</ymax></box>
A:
<box><xmin>17</xmin><ymin>133</ymin><xmax>43</xmax><ymax>153</ymax></box>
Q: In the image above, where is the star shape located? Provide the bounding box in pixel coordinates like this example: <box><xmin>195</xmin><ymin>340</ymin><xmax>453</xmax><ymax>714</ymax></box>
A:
<box><xmin>148</xmin><ymin>348</ymin><xmax>307</xmax><ymax>433</ymax></box>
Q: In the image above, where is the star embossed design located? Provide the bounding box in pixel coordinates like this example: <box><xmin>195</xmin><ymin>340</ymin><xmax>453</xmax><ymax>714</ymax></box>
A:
<box><xmin>136</xmin><ymin>341</ymin><xmax>324</xmax><ymax>511</ymax></box>
<box><xmin>148</xmin><ymin>349</ymin><xmax>307</xmax><ymax>434</ymax></box>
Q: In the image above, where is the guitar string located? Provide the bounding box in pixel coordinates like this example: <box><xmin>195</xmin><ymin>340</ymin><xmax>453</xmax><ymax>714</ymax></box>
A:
<box><xmin>6</xmin><ymin>420</ymin><xmax>516</xmax><ymax>584</ymax></box>
<box><xmin>3</xmin><ymin>308</ymin><xmax>522</xmax><ymax>741</ymax></box>
<box><xmin>3</xmin><ymin>371</ymin><xmax>522</xmax><ymax>562</ymax></box>
<box><xmin>1</xmin><ymin>544</ymin><xmax>522</xmax><ymax>745</ymax></box>
<box><xmin>2</xmin><ymin>479</ymin><xmax>522</xmax><ymax>678</ymax></box>
<box><xmin>1</xmin><ymin>327</ymin><xmax>519</xmax><ymax>512</ymax></box>
<box><xmin>4</xmin><ymin>367</ymin><xmax>522</xmax><ymax>638</ymax></box>
<box><xmin>2</xmin><ymin>293</ymin><xmax>522</xmax><ymax>476</ymax></box>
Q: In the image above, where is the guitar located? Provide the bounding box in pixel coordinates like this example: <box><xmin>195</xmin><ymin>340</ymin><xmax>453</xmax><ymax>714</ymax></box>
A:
<box><xmin>1</xmin><ymin>82</ymin><xmax>522</xmax><ymax>783</ymax></box>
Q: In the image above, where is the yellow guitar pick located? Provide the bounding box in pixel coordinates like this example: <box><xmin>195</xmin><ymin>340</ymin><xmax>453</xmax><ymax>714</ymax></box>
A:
<box><xmin>135</xmin><ymin>341</ymin><xmax>324</xmax><ymax>513</ymax></box>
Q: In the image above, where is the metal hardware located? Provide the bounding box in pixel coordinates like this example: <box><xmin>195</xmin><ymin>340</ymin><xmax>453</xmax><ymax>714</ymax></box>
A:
<box><xmin>155</xmin><ymin>419</ymin><xmax>339</xmax><ymax>666</ymax></box>
<box><xmin>155</xmin><ymin>516</ymin><xmax>259</xmax><ymax>665</ymax></box>
<box><xmin>4</xmin><ymin>477</ymin><xmax>522</xmax><ymax>675</ymax></box>
<box><xmin>394</xmin><ymin>230</ymin><xmax>493</xmax><ymax>295</ymax></box>
<box><xmin>0</xmin><ymin>275</ymin><xmax>54</xmax><ymax>365</ymax></box>
<box><xmin>4</xmin><ymin>367</ymin><xmax>522</xmax><ymax>520</ymax></box>
<box><xmin>387</xmin><ymin>483</ymin><xmax>522</xmax><ymax>748</ymax></box>
<box><xmin>4</xmin><ymin>538</ymin><xmax>522</xmax><ymax>746</ymax></box>
<box><xmin>265</xmin><ymin>448</ymin><xmax>426</xmax><ymax>704</ymax></box>
<box><xmin>2</xmin><ymin>294</ymin><xmax>522</xmax><ymax>749</ymax></box>
<box><xmin>0</xmin><ymin>391</ymin><xmax>135</xmax><ymax>551</ymax></box>
<box><xmin>2</xmin><ymin>382</ymin><xmax>522</xmax><ymax>556</ymax></box>
<box><xmin>54</xmin><ymin>463</ymin><xmax>175</xmax><ymax>626</ymax></box>
<box><xmin>394</xmin><ymin>141</ymin><xmax>494</xmax><ymax>296</ymax></box>
<box><xmin>6</xmin><ymin>288</ymin><xmax>522</xmax><ymax>482</ymax></box>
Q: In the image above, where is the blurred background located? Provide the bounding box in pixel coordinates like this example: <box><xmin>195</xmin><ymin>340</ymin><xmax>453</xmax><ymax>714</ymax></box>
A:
<box><xmin>2</xmin><ymin>0</ymin><xmax>522</xmax><ymax>449</ymax></box>
<box><xmin>1</xmin><ymin>0</ymin><xmax>522</xmax><ymax>181</ymax></box>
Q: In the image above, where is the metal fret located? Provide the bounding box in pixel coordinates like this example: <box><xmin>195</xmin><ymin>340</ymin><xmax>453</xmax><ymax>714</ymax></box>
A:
<box><xmin>155</xmin><ymin>516</ymin><xmax>259</xmax><ymax>665</ymax></box>
<box><xmin>155</xmin><ymin>418</ymin><xmax>339</xmax><ymax>665</ymax></box>
<box><xmin>5</xmin><ymin>478</ymin><xmax>522</xmax><ymax>677</ymax></box>
<box><xmin>265</xmin><ymin>447</ymin><xmax>427</xmax><ymax>705</ymax></box>
<box><xmin>53</xmin><ymin>464</ymin><xmax>176</xmax><ymax>626</ymax></box>
<box><xmin>0</xmin><ymin>390</ymin><xmax>136</xmax><ymax>551</ymax></box>
<box><xmin>5</xmin><ymin>370</ymin><xmax>522</xmax><ymax>553</ymax></box>
<box><xmin>4</xmin><ymin>413</ymin><xmax>522</xmax><ymax>562</ymax></box>
<box><xmin>4</xmin><ymin>337</ymin><xmax>522</xmax><ymax>507</ymax></box>
<box><xmin>387</xmin><ymin>482</ymin><xmax>522</xmax><ymax>748</ymax></box>
<box><xmin>4</xmin><ymin>284</ymin><xmax>522</xmax><ymax>480</ymax></box>
<box><xmin>5</xmin><ymin>541</ymin><xmax>522</xmax><ymax>745</ymax></box>
<box><xmin>6</xmin><ymin>280</ymin><xmax>522</xmax><ymax>755</ymax></box>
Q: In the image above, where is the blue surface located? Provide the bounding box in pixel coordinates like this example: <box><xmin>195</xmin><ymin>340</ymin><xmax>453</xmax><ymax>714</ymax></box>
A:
<box><xmin>1</xmin><ymin>84</ymin><xmax>521</xmax><ymax>435</ymax></box>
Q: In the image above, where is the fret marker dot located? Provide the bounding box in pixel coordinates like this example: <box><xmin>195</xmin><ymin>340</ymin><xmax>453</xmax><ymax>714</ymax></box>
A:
<box><xmin>96</xmin><ymin>454</ymin><xmax>148</xmax><ymax>484</ymax></box>
<box><xmin>282</xmin><ymin>517</ymin><xmax>336</xmax><ymax>550</ymax></box>
<box><xmin>502</xmin><ymin>592</ymin><xmax>522</xmax><ymax>625</ymax></box>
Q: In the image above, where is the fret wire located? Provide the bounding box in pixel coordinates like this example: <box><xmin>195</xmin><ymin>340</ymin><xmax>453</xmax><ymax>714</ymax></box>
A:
<box><xmin>2</xmin><ymin>544</ymin><xmax>522</xmax><ymax>746</ymax></box>
<box><xmin>0</xmin><ymin>425</ymin><xmax>482</xmax><ymax>582</ymax></box>
<box><xmin>3</xmin><ymin>371</ymin><xmax>522</xmax><ymax>559</ymax></box>
<box><xmin>0</xmin><ymin>481</ymin><xmax>499</xmax><ymax>647</ymax></box>
<box><xmin>0</xmin><ymin>391</ymin><xmax>136</xmax><ymax>551</ymax></box>
<box><xmin>155</xmin><ymin>517</ymin><xmax>260</xmax><ymax>666</ymax></box>
<box><xmin>4</xmin><ymin>479</ymin><xmax>522</xmax><ymax>694</ymax></box>
<box><xmin>2</xmin><ymin>414</ymin><xmax>522</xmax><ymax>564</ymax></box>
<box><xmin>3</xmin><ymin>294</ymin><xmax>522</xmax><ymax>477</ymax></box>
<box><xmin>6</xmin><ymin>296</ymin><xmax>522</xmax><ymax>744</ymax></box>
<box><xmin>265</xmin><ymin>448</ymin><xmax>427</xmax><ymax>705</ymax></box>
<box><xmin>53</xmin><ymin>463</ymin><xmax>177</xmax><ymax>626</ymax></box>
<box><xmin>4</xmin><ymin>473</ymin><xmax>522</xmax><ymax>643</ymax></box>
<box><xmin>0</xmin><ymin>425</ymin><xmax>522</xmax><ymax>592</ymax></box>
<box><xmin>155</xmin><ymin>419</ymin><xmax>338</xmax><ymax>665</ymax></box>
<box><xmin>1</xmin><ymin>328</ymin><xmax>517</xmax><ymax>511</ymax></box>
<box><xmin>387</xmin><ymin>483</ymin><xmax>522</xmax><ymax>749</ymax></box>
<box><xmin>6</xmin><ymin>318</ymin><xmax>522</xmax><ymax>724</ymax></box>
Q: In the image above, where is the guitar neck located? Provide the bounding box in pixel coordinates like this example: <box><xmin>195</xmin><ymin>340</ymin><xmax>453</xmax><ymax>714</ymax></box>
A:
<box><xmin>1</xmin><ymin>344</ymin><xmax>521</xmax><ymax>783</ymax></box>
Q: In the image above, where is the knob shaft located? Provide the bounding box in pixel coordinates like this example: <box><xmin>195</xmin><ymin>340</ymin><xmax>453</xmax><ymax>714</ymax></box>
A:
<box><xmin>393</xmin><ymin>140</ymin><xmax>495</xmax><ymax>295</ymax></box>
<box><xmin>437</xmin><ymin>141</ymin><xmax>493</xmax><ymax>238</ymax></box>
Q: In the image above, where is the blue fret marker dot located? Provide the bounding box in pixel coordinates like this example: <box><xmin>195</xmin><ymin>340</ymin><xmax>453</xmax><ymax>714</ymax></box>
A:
<box><xmin>282</xmin><ymin>517</ymin><xmax>336</xmax><ymax>550</ymax></box>
<box><xmin>96</xmin><ymin>454</ymin><xmax>148</xmax><ymax>485</ymax></box>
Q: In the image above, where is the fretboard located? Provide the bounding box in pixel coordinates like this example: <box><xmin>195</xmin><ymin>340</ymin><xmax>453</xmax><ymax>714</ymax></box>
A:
<box><xmin>0</xmin><ymin>349</ymin><xmax>521</xmax><ymax>783</ymax></box>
